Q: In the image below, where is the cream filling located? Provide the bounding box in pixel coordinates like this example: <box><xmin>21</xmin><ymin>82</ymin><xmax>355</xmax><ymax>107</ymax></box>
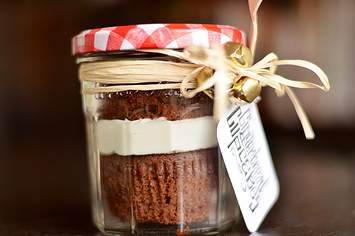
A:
<box><xmin>94</xmin><ymin>116</ymin><xmax>217</xmax><ymax>156</ymax></box>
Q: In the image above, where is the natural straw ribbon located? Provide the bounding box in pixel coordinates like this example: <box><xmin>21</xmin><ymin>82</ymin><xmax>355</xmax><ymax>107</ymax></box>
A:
<box><xmin>79</xmin><ymin>0</ymin><xmax>330</xmax><ymax>139</ymax></box>
<box><xmin>140</xmin><ymin>44</ymin><xmax>329</xmax><ymax>140</ymax></box>
<box><xmin>79</xmin><ymin>45</ymin><xmax>329</xmax><ymax>139</ymax></box>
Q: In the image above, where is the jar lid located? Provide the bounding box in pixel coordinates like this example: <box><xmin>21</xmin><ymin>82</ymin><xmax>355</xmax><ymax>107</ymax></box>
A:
<box><xmin>72</xmin><ymin>23</ymin><xmax>245</xmax><ymax>55</ymax></box>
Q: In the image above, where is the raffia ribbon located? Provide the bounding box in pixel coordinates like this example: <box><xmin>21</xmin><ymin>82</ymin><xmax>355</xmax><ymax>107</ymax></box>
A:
<box><xmin>79</xmin><ymin>45</ymin><xmax>329</xmax><ymax>139</ymax></box>
<box><xmin>138</xmin><ymin>44</ymin><xmax>329</xmax><ymax>139</ymax></box>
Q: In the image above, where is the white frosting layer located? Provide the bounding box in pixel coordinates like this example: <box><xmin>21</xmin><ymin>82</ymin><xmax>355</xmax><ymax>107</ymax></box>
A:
<box><xmin>94</xmin><ymin>117</ymin><xmax>217</xmax><ymax>156</ymax></box>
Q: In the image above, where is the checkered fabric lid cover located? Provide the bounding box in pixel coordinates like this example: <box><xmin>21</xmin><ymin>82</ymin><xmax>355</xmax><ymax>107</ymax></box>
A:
<box><xmin>72</xmin><ymin>23</ymin><xmax>246</xmax><ymax>55</ymax></box>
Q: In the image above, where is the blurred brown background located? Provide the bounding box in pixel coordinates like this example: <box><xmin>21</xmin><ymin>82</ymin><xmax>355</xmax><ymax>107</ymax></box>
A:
<box><xmin>0</xmin><ymin>0</ymin><xmax>354</xmax><ymax>234</ymax></box>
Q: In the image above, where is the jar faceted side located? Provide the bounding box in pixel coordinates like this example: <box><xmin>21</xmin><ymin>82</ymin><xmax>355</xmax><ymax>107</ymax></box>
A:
<box><xmin>79</xmin><ymin>51</ymin><xmax>240</xmax><ymax>235</ymax></box>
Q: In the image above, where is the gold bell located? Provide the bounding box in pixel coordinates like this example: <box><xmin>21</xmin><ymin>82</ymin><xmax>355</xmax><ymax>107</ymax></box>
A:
<box><xmin>224</xmin><ymin>42</ymin><xmax>261</xmax><ymax>104</ymax></box>
<box><xmin>230</xmin><ymin>77</ymin><xmax>261</xmax><ymax>104</ymax></box>
<box><xmin>223</xmin><ymin>42</ymin><xmax>253</xmax><ymax>68</ymax></box>
<box><xmin>196</xmin><ymin>67</ymin><xmax>214</xmax><ymax>99</ymax></box>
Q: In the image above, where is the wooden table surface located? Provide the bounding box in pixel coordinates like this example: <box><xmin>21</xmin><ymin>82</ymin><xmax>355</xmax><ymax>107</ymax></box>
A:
<box><xmin>0</xmin><ymin>129</ymin><xmax>354</xmax><ymax>235</ymax></box>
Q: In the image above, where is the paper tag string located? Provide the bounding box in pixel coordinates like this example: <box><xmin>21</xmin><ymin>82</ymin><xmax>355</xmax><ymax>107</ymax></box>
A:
<box><xmin>248</xmin><ymin>0</ymin><xmax>263</xmax><ymax>56</ymax></box>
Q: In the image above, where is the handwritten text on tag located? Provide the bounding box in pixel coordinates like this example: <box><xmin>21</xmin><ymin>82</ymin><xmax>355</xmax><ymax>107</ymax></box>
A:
<box><xmin>217</xmin><ymin>102</ymin><xmax>279</xmax><ymax>232</ymax></box>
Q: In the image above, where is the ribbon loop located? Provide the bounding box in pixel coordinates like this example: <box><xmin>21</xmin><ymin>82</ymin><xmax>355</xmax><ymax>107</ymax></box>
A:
<box><xmin>172</xmin><ymin>44</ymin><xmax>329</xmax><ymax>139</ymax></box>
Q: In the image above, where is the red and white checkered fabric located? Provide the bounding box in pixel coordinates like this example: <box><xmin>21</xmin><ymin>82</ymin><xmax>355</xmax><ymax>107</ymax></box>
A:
<box><xmin>72</xmin><ymin>23</ymin><xmax>245</xmax><ymax>55</ymax></box>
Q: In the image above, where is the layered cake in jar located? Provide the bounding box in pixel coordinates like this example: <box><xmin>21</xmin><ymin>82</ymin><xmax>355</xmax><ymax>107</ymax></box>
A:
<box><xmin>97</xmin><ymin>90</ymin><xmax>219</xmax><ymax>227</ymax></box>
<box><xmin>73</xmin><ymin>23</ymin><xmax>243</xmax><ymax>235</ymax></box>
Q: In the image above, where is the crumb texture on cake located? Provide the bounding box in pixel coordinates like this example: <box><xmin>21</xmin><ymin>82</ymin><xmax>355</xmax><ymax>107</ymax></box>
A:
<box><xmin>101</xmin><ymin>148</ymin><xmax>218</xmax><ymax>225</ymax></box>
<box><xmin>101</xmin><ymin>89</ymin><xmax>213</xmax><ymax>120</ymax></box>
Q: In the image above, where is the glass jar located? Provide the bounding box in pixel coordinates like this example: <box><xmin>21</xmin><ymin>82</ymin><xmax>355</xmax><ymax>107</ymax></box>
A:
<box><xmin>73</xmin><ymin>24</ymin><xmax>246</xmax><ymax>235</ymax></box>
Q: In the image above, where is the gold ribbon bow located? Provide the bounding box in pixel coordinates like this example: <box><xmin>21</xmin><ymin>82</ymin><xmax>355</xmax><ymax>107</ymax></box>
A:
<box><xmin>143</xmin><ymin>42</ymin><xmax>329</xmax><ymax>139</ymax></box>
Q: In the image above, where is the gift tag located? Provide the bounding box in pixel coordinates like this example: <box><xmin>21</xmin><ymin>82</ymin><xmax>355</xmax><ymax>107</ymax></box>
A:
<box><xmin>217</xmin><ymin>102</ymin><xmax>279</xmax><ymax>232</ymax></box>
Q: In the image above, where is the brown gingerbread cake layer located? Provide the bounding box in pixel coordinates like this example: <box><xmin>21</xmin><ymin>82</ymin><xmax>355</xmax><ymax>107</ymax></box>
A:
<box><xmin>101</xmin><ymin>89</ymin><xmax>213</xmax><ymax>120</ymax></box>
<box><xmin>100</xmin><ymin>148</ymin><xmax>218</xmax><ymax>225</ymax></box>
